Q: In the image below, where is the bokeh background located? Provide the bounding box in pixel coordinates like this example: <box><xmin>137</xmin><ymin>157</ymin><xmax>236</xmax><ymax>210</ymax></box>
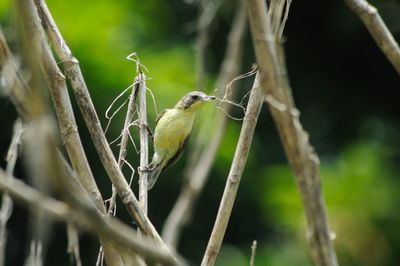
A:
<box><xmin>1</xmin><ymin>0</ymin><xmax>400</xmax><ymax>265</ymax></box>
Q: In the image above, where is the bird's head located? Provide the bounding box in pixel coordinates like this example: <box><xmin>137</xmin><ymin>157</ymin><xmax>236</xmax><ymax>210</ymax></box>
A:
<box><xmin>175</xmin><ymin>91</ymin><xmax>216</xmax><ymax>112</ymax></box>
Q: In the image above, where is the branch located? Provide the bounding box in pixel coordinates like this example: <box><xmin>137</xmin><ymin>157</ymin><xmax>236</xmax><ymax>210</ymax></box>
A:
<box><xmin>100</xmin><ymin>63</ymin><xmax>142</xmax><ymax>266</ymax></box>
<box><xmin>162</xmin><ymin>0</ymin><xmax>247</xmax><ymax>249</ymax></box>
<box><xmin>137</xmin><ymin>71</ymin><xmax>149</xmax><ymax>214</ymax></box>
<box><xmin>0</xmin><ymin>29</ymin><xmax>30</xmax><ymax>120</ymax></box>
<box><xmin>106</xmin><ymin>63</ymin><xmax>139</xmax><ymax>218</ymax></box>
<box><xmin>201</xmin><ymin>72</ymin><xmax>264</xmax><ymax>266</ymax></box>
<box><xmin>343</xmin><ymin>0</ymin><xmax>400</xmax><ymax>75</ymax></box>
<box><xmin>0</xmin><ymin>119</ymin><xmax>22</xmax><ymax>266</ymax></box>
<box><xmin>20</xmin><ymin>1</ymin><xmax>126</xmax><ymax>264</ymax></box>
<box><xmin>195</xmin><ymin>0</ymin><xmax>222</xmax><ymax>90</ymax></box>
<box><xmin>249</xmin><ymin>240</ymin><xmax>257</xmax><ymax>266</ymax></box>
<box><xmin>247</xmin><ymin>0</ymin><xmax>338</xmax><ymax>265</ymax></box>
<box><xmin>0</xmin><ymin>170</ymin><xmax>178</xmax><ymax>266</ymax></box>
<box><xmin>32</xmin><ymin>1</ymin><xmax>180</xmax><ymax>262</ymax></box>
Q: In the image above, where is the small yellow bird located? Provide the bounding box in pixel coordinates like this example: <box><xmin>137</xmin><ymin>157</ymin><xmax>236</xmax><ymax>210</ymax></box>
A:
<box><xmin>147</xmin><ymin>91</ymin><xmax>216</xmax><ymax>190</ymax></box>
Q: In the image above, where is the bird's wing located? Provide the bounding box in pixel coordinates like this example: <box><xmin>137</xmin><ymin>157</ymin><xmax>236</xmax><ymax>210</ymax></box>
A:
<box><xmin>155</xmin><ymin>110</ymin><xmax>167</xmax><ymax>125</ymax></box>
<box><xmin>147</xmin><ymin>164</ymin><xmax>163</xmax><ymax>190</ymax></box>
<box><xmin>163</xmin><ymin>134</ymin><xmax>190</xmax><ymax>171</ymax></box>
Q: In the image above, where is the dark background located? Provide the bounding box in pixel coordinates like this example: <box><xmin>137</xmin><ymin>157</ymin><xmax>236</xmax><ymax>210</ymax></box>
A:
<box><xmin>1</xmin><ymin>0</ymin><xmax>400</xmax><ymax>265</ymax></box>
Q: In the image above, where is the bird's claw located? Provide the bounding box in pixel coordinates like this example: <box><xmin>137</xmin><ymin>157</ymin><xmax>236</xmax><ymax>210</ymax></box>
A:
<box><xmin>138</xmin><ymin>166</ymin><xmax>152</xmax><ymax>173</ymax></box>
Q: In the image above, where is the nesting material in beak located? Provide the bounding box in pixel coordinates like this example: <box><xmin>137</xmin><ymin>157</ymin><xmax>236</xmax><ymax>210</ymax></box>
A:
<box><xmin>203</xmin><ymin>95</ymin><xmax>216</xmax><ymax>101</ymax></box>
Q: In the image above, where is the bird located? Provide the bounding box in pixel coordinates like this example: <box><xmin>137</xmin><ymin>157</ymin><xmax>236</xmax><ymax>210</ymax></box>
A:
<box><xmin>146</xmin><ymin>91</ymin><xmax>216</xmax><ymax>190</ymax></box>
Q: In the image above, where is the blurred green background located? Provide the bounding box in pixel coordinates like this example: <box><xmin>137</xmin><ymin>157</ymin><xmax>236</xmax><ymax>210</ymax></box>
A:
<box><xmin>1</xmin><ymin>0</ymin><xmax>400</xmax><ymax>265</ymax></box>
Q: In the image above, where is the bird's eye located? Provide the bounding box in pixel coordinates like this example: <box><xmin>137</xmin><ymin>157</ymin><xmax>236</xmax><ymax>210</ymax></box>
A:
<box><xmin>191</xmin><ymin>95</ymin><xmax>199</xmax><ymax>100</ymax></box>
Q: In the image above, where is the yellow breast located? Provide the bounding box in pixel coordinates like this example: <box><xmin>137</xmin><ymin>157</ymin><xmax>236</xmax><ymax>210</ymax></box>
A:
<box><xmin>153</xmin><ymin>109</ymin><xmax>195</xmax><ymax>153</ymax></box>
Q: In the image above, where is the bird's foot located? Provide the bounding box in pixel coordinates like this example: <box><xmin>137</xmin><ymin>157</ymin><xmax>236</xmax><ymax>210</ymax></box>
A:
<box><xmin>138</xmin><ymin>166</ymin><xmax>153</xmax><ymax>174</ymax></box>
<box><xmin>145</xmin><ymin>124</ymin><xmax>153</xmax><ymax>137</ymax></box>
<box><xmin>135</xmin><ymin>123</ymin><xmax>153</xmax><ymax>138</ymax></box>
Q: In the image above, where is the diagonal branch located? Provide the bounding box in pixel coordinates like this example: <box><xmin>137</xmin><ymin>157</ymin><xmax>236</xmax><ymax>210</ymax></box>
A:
<box><xmin>247</xmin><ymin>0</ymin><xmax>338</xmax><ymax>265</ymax></box>
<box><xmin>0</xmin><ymin>29</ymin><xmax>30</xmax><ymax>120</ymax></box>
<box><xmin>32</xmin><ymin>1</ymin><xmax>180</xmax><ymax>262</ymax></box>
<box><xmin>19</xmin><ymin>1</ymin><xmax>124</xmax><ymax>264</ymax></box>
<box><xmin>343</xmin><ymin>0</ymin><xmax>400</xmax><ymax>75</ymax></box>
<box><xmin>201</xmin><ymin>72</ymin><xmax>264</xmax><ymax>266</ymax></box>
<box><xmin>0</xmin><ymin>170</ymin><xmax>178</xmax><ymax>266</ymax></box>
<box><xmin>105</xmin><ymin>64</ymin><xmax>138</xmax><ymax>219</ymax></box>
<box><xmin>162</xmin><ymin>0</ymin><xmax>248</xmax><ymax>249</ymax></box>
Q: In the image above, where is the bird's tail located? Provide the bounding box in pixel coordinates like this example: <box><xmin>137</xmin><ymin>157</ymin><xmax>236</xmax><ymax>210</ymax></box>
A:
<box><xmin>147</xmin><ymin>164</ymin><xmax>163</xmax><ymax>190</ymax></box>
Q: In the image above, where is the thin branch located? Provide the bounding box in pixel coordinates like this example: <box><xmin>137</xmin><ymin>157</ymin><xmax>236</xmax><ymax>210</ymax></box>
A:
<box><xmin>0</xmin><ymin>119</ymin><xmax>23</xmax><ymax>266</ymax></box>
<box><xmin>105</xmin><ymin>76</ymin><xmax>138</xmax><ymax>218</ymax></box>
<box><xmin>24</xmin><ymin>1</ymin><xmax>125</xmax><ymax>264</ymax></box>
<box><xmin>32</xmin><ymin>2</ymin><xmax>180</xmax><ymax>262</ymax></box>
<box><xmin>247</xmin><ymin>0</ymin><xmax>338</xmax><ymax>265</ymax></box>
<box><xmin>201</xmin><ymin>72</ymin><xmax>264</xmax><ymax>266</ymax></box>
<box><xmin>67</xmin><ymin>224</ymin><xmax>82</xmax><ymax>266</ymax></box>
<box><xmin>249</xmin><ymin>240</ymin><xmax>257</xmax><ymax>266</ymax></box>
<box><xmin>31</xmin><ymin>0</ymin><xmax>106</xmax><ymax>216</ymax></box>
<box><xmin>0</xmin><ymin>29</ymin><xmax>30</xmax><ymax>120</ymax></box>
<box><xmin>0</xmin><ymin>169</ymin><xmax>179</xmax><ymax>266</ymax></box>
<box><xmin>195</xmin><ymin>0</ymin><xmax>222</xmax><ymax>90</ymax></box>
<box><xmin>137</xmin><ymin>71</ymin><xmax>149</xmax><ymax>215</ymax></box>
<box><xmin>25</xmin><ymin>240</ymin><xmax>43</xmax><ymax>266</ymax></box>
<box><xmin>343</xmin><ymin>0</ymin><xmax>400</xmax><ymax>75</ymax></box>
<box><xmin>162</xmin><ymin>0</ymin><xmax>248</xmax><ymax>249</ymax></box>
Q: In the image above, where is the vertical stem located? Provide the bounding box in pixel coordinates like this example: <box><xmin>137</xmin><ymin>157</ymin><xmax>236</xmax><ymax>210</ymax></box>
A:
<box><xmin>201</xmin><ymin>73</ymin><xmax>264</xmax><ymax>266</ymax></box>
<box><xmin>247</xmin><ymin>0</ymin><xmax>338</xmax><ymax>265</ymax></box>
<box><xmin>162</xmin><ymin>0</ymin><xmax>247</xmax><ymax>249</ymax></box>
<box><xmin>138</xmin><ymin>72</ymin><xmax>148</xmax><ymax>215</ymax></box>
<box><xmin>106</xmin><ymin>77</ymin><xmax>138</xmax><ymax>218</ymax></box>
<box><xmin>0</xmin><ymin>119</ymin><xmax>22</xmax><ymax>266</ymax></box>
<box><xmin>249</xmin><ymin>240</ymin><xmax>257</xmax><ymax>266</ymax></box>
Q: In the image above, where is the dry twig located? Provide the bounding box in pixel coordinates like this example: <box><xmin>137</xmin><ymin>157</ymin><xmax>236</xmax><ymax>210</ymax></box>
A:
<box><xmin>32</xmin><ymin>2</ymin><xmax>180</xmax><ymax>262</ymax></box>
<box><xmin>343</xmin><ymin>0</ymin><xmax>400</xmax><ymax>74</ymax></box>
<box><xmin>23</xmin><ymin>1</ymin><xmax>124</xmax><ymax>264</ymax></box>
<box><xmin>0</xmin><ymin>29</ymin><xmax>30</xmax><ymax>120</ymax></box>
<box><xmin>137</xmin><ymin>71</ymin><xmax>149</xmax><ymax>214</ymax></box>
<box><xmin>0</xmin><ymin>119</ymin><xmax>23</xmax><ymax>266</ymax></box>
<box><xmin>201</xmin><ymin>72</ymin><xmax>264</xmax><ymax>266</ymax></box>
<box><xmin>195</xmin><ymin>0</ymin><xmax>222</xmax><ymax>90</ymax></box>
<box><xmin>105</xmin><ymin>63</ymin><xmax>139</xmax><ymax>219</ymax></box>
<box><xmin>162</xmin><ymin>0</ymin><xmax>248</xmax><ymax>249</ymax></box>
<box><xmin>0</xmin><ymin>170</ymin><xmax>179</xmax><ymax>266</ymax></box>
<box><xmin>247</xmin><ymin>0</ymin><xmax>338</xmax><ymax>265</ymax></box>
<box><xmin>250</xmin><ymin>240</ymin><xmax>257</xmax><ymax>266</ymax></box>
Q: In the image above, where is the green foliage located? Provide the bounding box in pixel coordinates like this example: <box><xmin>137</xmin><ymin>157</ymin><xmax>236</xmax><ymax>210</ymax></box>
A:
<box><xmin>259</xmin><ymin>141</ymin><xmax>400</xmax><ymax>265</ymax></box>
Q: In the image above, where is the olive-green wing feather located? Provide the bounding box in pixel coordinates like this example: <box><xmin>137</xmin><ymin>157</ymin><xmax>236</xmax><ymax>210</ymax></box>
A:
<box><xmin>163</xmin><ymin>134</ymin><xmax>190</xmax><ymax>171</ymax></box>
<box><xmin>147</xmin><ymin>164</ymin><xmax>163</xmax><ymax>190</ymax></box>
<box><xmin>155</xmin><ymin>110</ymin><xmax>167</xmax><ymax>125</ymax></box>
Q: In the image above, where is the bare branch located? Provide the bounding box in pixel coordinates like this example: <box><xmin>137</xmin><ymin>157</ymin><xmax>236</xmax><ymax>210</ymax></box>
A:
<box><xmin>343</xmin><ymin>0</ymin><xmax>400</xmax><ymax>75</ymax></box>
<box><xmin>105</xmin><ymin>77</ymin><xmax>138</xmax><ymax>219</ymax></box>
<box><xmin>0</xmin><ymin>169</ymin><xmax>179</xmax><ymax>266</ymax></box>
<box><xmin>201</xmin><ymin>72</ymin><xmax>264</xmax><ymax>266</ymax></box>
<box><xmin>195</xmin><ymin>0</ymin><xmax>222</xmax><ymax>90</ymax></box>
<box><xmin>32</xmin><ymin>2</ymin><xmax>180</xmax><ymax>262</ymax></box>
<box><xmin>249</xmin><ymin>240</ymin><xmax>257</xmax><ymax>266</ymax></box>
<box><xmin>23</xmin><ymin>1</ymin><xmax>126</xmax><ymax>264</ymax></box>
<box><xmin>247</xmin><ymin>0</ymin><xmax>338</xmax><ymax>265</ymax></box>
<box><xmin>137</xmin><ymin>72</ymin><xmax>149</xmax><ymax>215</ymax></box>
<box><xmin>67</xmin><ymin>224</ymin><xmax>82</xmax><ymax>266</ymax></box>
<box><xmin>162</xmin><ymin>0</ymin><xmax>248</xmax><ymax>249</ymax></box>
<box><xmin>0</xmin><ymin>119</ymin><xmax>23</xmax><ymax>266</ymax></box>
<box><xmin>0</xmin><ymin>29</ymin><xmax>30</xmax><ymax>120</ymax></box>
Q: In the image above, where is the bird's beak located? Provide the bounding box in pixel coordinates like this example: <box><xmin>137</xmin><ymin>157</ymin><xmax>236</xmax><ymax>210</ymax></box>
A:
<box><xmin>203</xmin><ymin>95</ymin><xmax>216</xmax><ymax>102</ymax></box>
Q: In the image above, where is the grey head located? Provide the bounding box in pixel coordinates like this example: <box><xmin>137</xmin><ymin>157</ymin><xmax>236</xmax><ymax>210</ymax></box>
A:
<box><xmin>175</xmin><ymin>91</ymin><xmax>216</xmax><ymax>110</ymax></box>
